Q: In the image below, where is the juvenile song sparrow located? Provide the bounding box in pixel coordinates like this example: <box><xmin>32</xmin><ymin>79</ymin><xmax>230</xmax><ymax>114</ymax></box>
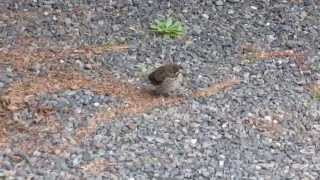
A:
<box><xmin>148</xmin><ymin>64</ymin><xmax>187</xmax><ymax>96</ymax></box>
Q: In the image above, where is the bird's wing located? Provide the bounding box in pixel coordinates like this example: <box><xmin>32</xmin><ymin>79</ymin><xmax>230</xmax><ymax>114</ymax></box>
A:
<box><xmin>148</xmin><ymin>64</ymin><xmax>182</xmax><ymax>85</ymax></box>
<box><xmin>148</xmin><ymin>69</ymin><xmax>166</xmax><ymax>85</ymax></box>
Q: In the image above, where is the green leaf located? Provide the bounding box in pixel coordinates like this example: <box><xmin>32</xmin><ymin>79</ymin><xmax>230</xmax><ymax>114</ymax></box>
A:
<box><xmin>150</xmin><ymin>18</ymin><xmax>185</xmax><ymax>39</ymax></box>
<box><xmin>166</xmin><ymin>18</ymin><xmax>173</xmax><ymax>27</ymax></box>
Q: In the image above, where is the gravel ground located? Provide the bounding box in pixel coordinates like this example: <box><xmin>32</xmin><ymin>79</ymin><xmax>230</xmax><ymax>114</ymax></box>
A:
<box><xmin>1</xmin><ymin>0</ymin><xmax>320</xmax><ymax>179</ymax></box>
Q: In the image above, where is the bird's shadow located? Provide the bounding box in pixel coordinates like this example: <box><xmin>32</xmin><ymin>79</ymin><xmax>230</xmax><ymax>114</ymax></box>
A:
<box><xmin>137</xmin><ymin>85</ymin><xmax>175</xmax><ymax>98</ymax></box>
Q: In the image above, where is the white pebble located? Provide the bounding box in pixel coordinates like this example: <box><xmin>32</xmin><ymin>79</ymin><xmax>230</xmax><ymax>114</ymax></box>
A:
<box><xmin>264</xmin><ymin>115</ymin><xmax>272</xmax><ymax>121</ymax></box>
<box><xmin>202</xmin><ymin>14</ymin><xmax>209</xmax><ymax>19</ymax></box>
<box><xmin>219</xmin><ymin>160</ymin><xmax>224</xmax><ymax>167</ymax></box>
<box><xmin>250</xmin><ymin>6</ymin><xmax>258</xmax><ymax>10</ymax></box>
<box><xmin>93</xmin><ymin>102</ymin><xmax>100</xmax><ymax>107</ymax></box>
<box><xmin>190</xmin><ymin>139</ymin><xmax>197</xmax><ymax>145</ymax></box>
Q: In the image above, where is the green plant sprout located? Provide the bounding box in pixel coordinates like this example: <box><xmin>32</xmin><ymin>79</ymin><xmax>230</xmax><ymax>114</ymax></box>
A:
<box><xmin>150</xmin><ymin>18</ymin><xmax>185</xmax><ymax>39</ymax></box>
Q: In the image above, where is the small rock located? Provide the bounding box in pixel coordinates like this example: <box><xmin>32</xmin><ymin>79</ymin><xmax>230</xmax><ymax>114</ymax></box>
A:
<box><xmin>250</xmin><ymin>6</ymin><xmax>258</xmax><ymax>10</ymax></box>
<box><xmin>233</xmin><ymin>66</ymin><xmax>242</xmax><ymax>73</ymax></box>
<box><xmin>215</xmin><ymin>0</ymin><xmax>224</xmax><ymax>6</ymax></box>
<box><xmin>313</xmin><ymin>124</ymin><xmax>320</xmax><ymax>131</ymax></box>
<box><xmin>300</xmin><ymin>146</ymin><xmax>315</xmax><ymax>154</ymax></box>
<box><xmin>65</xmin><ymin>90</ymin><xmax>77</xmax><ymax>96</ymax></box>
<box><xmin>72</xmin><ymin>155</ymin><xmax>82</xmax><ymax>167</ymax></box>
<box><xmin>286</xmin><ymin>40</ymin><xmax>304</xmax><ymax>48</ymax></box>
<box><xmin>292</xmin><ymin>163</ymin><xmax>308</xmax><ymax>170</ymax></box>
<box><xmin>75</xmin><ymin>107</ymin><xmax>82</xmax><ymax>114</ymax></box>
<box><xmin>244</xmin><ymin>72</ymin><xmax>250</xmax><ymax>83</ymax></box>
<box><xmin>64</xmin><ymin>18</ymin><xmax>72</xmax><ymax>25</ymax></box>
<box><xmin>84</xmin><ymin>63</ymin><xmax>92</xmax><ymax>70</ymax></box>
<box><xmin>259</xmin><ymin>163</ymin><xmax>275</xmax><ymax>169</ymax></box>
<box><xmin>0</xmin><ymin>82</ymin><xmax>5</xmax><ymax>88</ymax></box>
<box><xmin>98</xmin><ymin>20</ymin><xmax>104</xmax><ymax>26</ymax></box>
<box><xmin>216</xmin><ymin>171</ymin><xmax>223</xmax><ymax>177</ymax></box>
<box><xmin>112</xmin><ymin>25</ymin><xmax>121</xmax><ymax>31</ymax></box>
<box><xmin>264</xmin><ymin>115</ymin><xmax>272</xmax><ymax>121</ymax></box>
<box><xmin>75</xmin><ymin>60</ymin><xmax>84</xmax><ymax>69</ymax></box>
<box><xmin>0</xmin><ymin>171</ymin><xmax>6</xmax><ymax>178</ymax></box>
<box><xmin>192</xmin><ymin>25</ymin><xmax>202</xmax><ymax>35</ymax></box>
<box><xmin>219</xmin><ymin>160</ymin><xmax>224</xmax><ymax>167</ymax></box>
<box><xmin>304</xmin><ymin>0</ymin><xmax>313</xmax><ymax>6</ymax></box>
<box><xmin>227</xmin><ymin>9</ymin><xmax>235</xmax><ymax>14</ymax></box>
<box><xmin>202</xmin><ymin>14</ymin><xmax>209</xmax><ymax>19</ymax></box>
<box><xmin>190</xmin><ymin>139</ymin><xmax>197</xmax><ymax>145</ymax></box>
<box><xmin>82</xmin><ymin>152</ymin><xmax>91</xmax><ymax>161</ymax></box>
<box><xmin>54</xmin><ymin>157</ymin><xmax>69</xmax><ymax>171</ymax></box>
<box><xmin>199</xmin><ymin>168</ymin><xmax>210</xmax><ymax>177</ymax></box>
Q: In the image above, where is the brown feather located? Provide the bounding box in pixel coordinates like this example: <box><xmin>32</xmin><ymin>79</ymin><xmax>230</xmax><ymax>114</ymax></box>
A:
<box><xmin>148</xmin><ymin>64</ymin><xmax>183</xmax><ymax>85</ymax></box>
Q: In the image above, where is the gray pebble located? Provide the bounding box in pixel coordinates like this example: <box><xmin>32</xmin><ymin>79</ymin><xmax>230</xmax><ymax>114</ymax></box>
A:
<box><xmin>215</xmin><ymin>0</ymin><xmax>224</xmax><ymax>6</ymax></box>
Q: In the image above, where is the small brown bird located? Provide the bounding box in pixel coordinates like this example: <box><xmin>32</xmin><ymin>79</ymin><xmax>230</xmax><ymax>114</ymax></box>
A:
<box><xmin>148</xmin><ymin>64</ymin><xmax>185</xmax><ymax>96</ymax></box>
